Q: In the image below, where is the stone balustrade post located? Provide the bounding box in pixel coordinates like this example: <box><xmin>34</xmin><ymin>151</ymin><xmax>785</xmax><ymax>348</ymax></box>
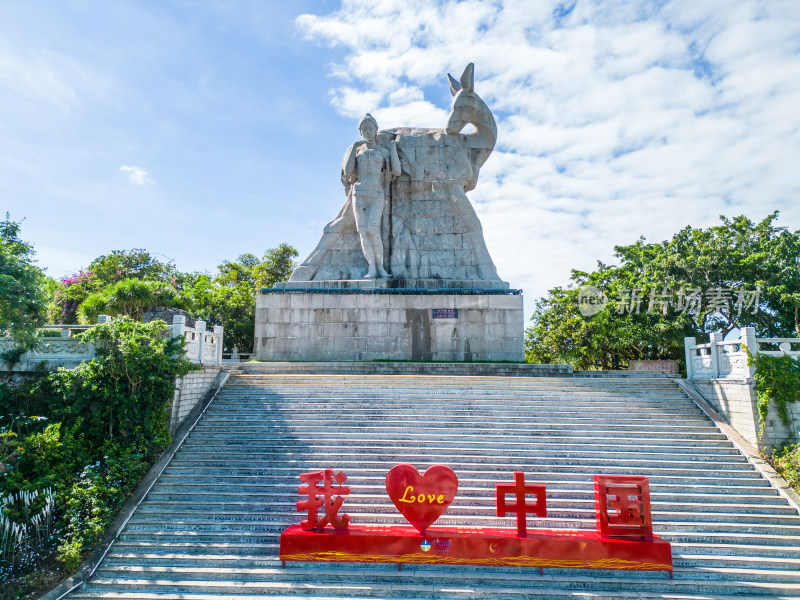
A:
<box><xmin>742</xmin><ymin>326</ymin><xmax>758</xmax><ymax>379</ymax></box>
<box><xmin>684</xmin><ymin>337</ymin><xmax>696</xmax><ymax>379</ymax></box>
<box><xmin>213</xmin><ymin>325</ymin><xmax>224</xmax><ymax>365</ymax></box>
<box><xmin>709</xmin><ymin>331</ymin><xmax>722</xmax><ymax>379</ymax></box>
<box><xmin>195</xmin><ymin>321</ymin><xmax>207</xmax><ymax>364</ymax></box>
<box><xmin>171</xmin><ymin>315</ymin><xmax>186</xmax><ymax>340</ymax></box>
<box><xmin>97</xmin><ymin>315</ymin><xmax>111</xmax><ymax>324</ymax></box>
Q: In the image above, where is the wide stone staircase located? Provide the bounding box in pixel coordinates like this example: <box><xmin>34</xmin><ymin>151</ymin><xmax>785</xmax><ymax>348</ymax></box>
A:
<box><xmin>67</xmin><ymin>373</ymin><xmax>800</xmax><ymax>599</ymax></box>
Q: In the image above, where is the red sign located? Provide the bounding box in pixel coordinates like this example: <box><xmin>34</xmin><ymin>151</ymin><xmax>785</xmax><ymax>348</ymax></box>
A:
<box><xmin>385</xmin><ymin>464</ymin><xmax>458</xmax><ymax>533</ymax></box>
<box><xmin>594</xmin><ymin>475</ymin><xmax>653</xmax><ymax>538</ymax></box>
<box><xmin>495</xmin><ymin>471</ymin><xmax>547</xmax><ymax>536</ymax></box>
<box><xmin>280</xmin><ymin>524</ymin><xmax>673</xmax><ymax>574</ymax></box>
<box><xmin>281</xmin><ymin>466</ymin><xmax>671</xmax><ymax>575</ymax></box>
<box><xmin>296</xmin><ymin>469</ymin><xmax>350</xmax><ymax>531</ymax></box>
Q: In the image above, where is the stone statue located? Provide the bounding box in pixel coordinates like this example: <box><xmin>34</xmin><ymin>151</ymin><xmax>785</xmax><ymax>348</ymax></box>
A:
<box><xmin>289</xmin><ymin>63</ymin><xmax>503</xmax><ymax>286</ymax></box>
<box><xmin>341</xmin><ymin>114</ymin><xmax>401</xmax><ymax>279</ymax></box>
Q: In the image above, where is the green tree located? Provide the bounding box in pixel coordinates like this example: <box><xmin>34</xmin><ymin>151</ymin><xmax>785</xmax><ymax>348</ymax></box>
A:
<box><xmin>0</xmin><ymin>215</ymin><xmax>48</xmax><ymax>351</ymax></box>
<box><xmin>77</xmin><ymin>278</ymin><xmax>182</xmax><ymax>323</ymax></box>
<box><xmin>51</xmin><ymin>249</ymin><xmax>178</xmax><ymax>324</ymax></box>
<box><xmin>184</xmin><ymin>244</ymin><xmax>298</xmax><ymax>352</ymax></box>
<box><xmin>88</xmin><ymin>248</ymin><xmax>176</xmax><ymax>285</ymax></box>
<box><xmin>527</xmin><ymin>213</ymin><xmax>800</xmax><ymax>369</ymax></box>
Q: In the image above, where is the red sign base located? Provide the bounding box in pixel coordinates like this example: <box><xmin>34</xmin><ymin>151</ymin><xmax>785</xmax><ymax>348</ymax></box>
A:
<box><xmin>280</xmin><ymin>524</ymin><xmax>673</xmax><ymax>575</ymax></box>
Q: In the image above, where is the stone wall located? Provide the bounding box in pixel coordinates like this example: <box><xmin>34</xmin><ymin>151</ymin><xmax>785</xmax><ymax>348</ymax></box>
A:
<box><xmin>255</xmin><ymin>292</ymin><xmax>524</xmax><ymax>362</ymax></box>
<box><xmin>690</xmin><ymin>378</ymin><xmax>800</xmax><ymax>450</ymax></box>
<box><xmin>170</xmin><ymin>366</ymin><xmax>223</xmax><ymax>435</ymax></box>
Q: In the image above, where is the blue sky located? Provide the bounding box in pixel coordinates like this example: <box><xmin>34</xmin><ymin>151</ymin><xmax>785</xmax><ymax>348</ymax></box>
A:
<box><xmin>3</xmin><ymin>0</ymin><xmax>800</xmax><ymax>322</ymax></box>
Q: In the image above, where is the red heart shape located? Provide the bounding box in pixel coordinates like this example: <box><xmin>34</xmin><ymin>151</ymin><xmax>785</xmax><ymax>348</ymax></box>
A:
<box><xmin>385</xmin><ymin>464</ymin><xmax>458</xmax><ymax>533</ymax></box>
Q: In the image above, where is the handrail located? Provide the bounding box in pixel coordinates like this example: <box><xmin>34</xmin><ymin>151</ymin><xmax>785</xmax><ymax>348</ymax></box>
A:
<box><xmin>685</xmin><ymin>327</ymin><xmax>798</xmax><ymax>380</ymax></box>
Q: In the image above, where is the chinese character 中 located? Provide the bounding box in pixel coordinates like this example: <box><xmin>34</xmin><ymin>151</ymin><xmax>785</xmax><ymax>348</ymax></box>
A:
<box><xmin>495</xmin><ymin>471</ymin><xmax>547</xmax><ymax>536</ymax></box>
<box><xmin>296</xmin><ymin>468</ymin><xmax>351</xmax><ymax>531</ymax></box>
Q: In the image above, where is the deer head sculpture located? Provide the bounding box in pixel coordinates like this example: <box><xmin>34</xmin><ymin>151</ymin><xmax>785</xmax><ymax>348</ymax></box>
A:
<box><xmin>446</xmin><ymin>63</ymin><xmax>497</xmax><ymax>153</ymax></box>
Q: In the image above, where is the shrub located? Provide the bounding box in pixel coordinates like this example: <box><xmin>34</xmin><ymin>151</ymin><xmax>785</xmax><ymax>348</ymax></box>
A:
<box><xmin>1</xmin><ymin>317</ymin><xmax>198</xmax><ymax>595</ymax></box>
<box><xmin>746</xmin><ymin>350</ymin><xmax>800</xmax><ymax>430</ymax></box>
<box><xmin>771</xmin><ymin>443</ymin><xmax>800</xmax><ymax>493</ymax></box>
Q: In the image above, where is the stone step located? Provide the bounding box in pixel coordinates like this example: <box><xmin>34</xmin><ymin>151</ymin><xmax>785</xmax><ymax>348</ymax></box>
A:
<box><xmin>170</xmin><ymin>454</ymin><xmax>754</xmax><ymax>472</ymax></box>
<box><xmin>231</xmin><ymin>376</ymin><xmax>676</xmax><ymax>385</ymax></box>
<box><xmin>187</xmin><ymin>428</ymin><xmax>733</xmax><ymax>444</ymax></box>
<box><xmin>216</xmin><ymin>392</ymin><xmax>694</xmax><ymax>401</ymax></box>
<box><xmin>116</xmin><ymin>517</ymin><xmax>800</xmax><ymax>538</ymax></box>
<box><xmin>104</xmin><ymin>540</ymin><xmax>800</xmax><ymax>563</ymax></box>
<box><xmin>90</xmin><ymin>563</ymin><xmax>800</xmax><ymax>585</ymax></box>
<box><xmin>65</xmin><ymin>592</ymin><xmax>800</xmax><ymax>600</ymax></box>
<box><xmin>157</xmin><ymin>471</ymin><xmax>776</xmax><ymax>490</ymax></box>
<box><xmin>213</xmin><ymin>392</ymin><xmax>695</xmax><ymax>399</ymax></box>
<box><xmin>64</xmin><ymin>374</ymin><xmax>800</xmax><ymax>599</ymax></box>
<box><xmin>207</xmin><ymin>397</ymin><xmax>700</xmax><ymax>407</ymax></box>
<box><xmin>225</xmin><ymin>378</ymin><xmax>684</xmax><ymax>385</ymax></box>
<box><xmin>167</xmin><ymin>460</ymin><xmax>763</xmax><ymax>479</ymax></box>
<box><xmin>68</xmin><ymin>569</ymin><xmax>800</xmax><ymax>597</ymax></box>
<box><xmin>216</xmin><ymin>387</ymin><xmax>693</xmax><ymax>395</ymax></box>
<box><xmin>134</xmin><ymin>496</ymin><xmax>798</xmax><ymax>516</ymax></box>
<box><xmin>124</xmin><ymin>509</ymin><xmax>800</xmax><ymax>529</ymax></box>
<box><xmin>197</xmin><ymin>407</ymin><xmax>713</xmax><ymax>418</ymax></box>
<box><xmin>141</xmin><ymin>485</ymin><xmax>787</xmax><ymax>507</ymax></box>
<box><xmin>100</xmin><ymin>550</ymin><xmax>800</xmax><ymax>573</ymax></box>
<box><xmin>182</xmin><ymin>431</ymin><xmax>731</xmax><ymax>446</ymax></box>
<box><xmin>176</xmin><ymin>446</ymin><xmax>743</xmax><ymax>464</ymax></box>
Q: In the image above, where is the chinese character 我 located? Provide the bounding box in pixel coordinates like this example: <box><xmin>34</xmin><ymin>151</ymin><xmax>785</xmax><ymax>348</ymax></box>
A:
<box><xmin>296</xmin><ymin>469</ymin><xmax>351</xmax><ymax>531</ymax></box>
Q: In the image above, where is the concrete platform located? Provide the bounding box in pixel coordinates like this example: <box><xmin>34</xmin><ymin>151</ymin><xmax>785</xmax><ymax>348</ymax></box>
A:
<box><xmin>237</xmin><ymin>361</ymin><xmax>572</xmax><ymax>377</ymax></box>
<box><xmin>253</xmin><ymin>289</ymin><xmax>524</xmax><ymax>362</ymax></box>
<box><xmin>271</xmin><ymin>278</ymin><xmax>513</xmax><ymax>292</ymax></box>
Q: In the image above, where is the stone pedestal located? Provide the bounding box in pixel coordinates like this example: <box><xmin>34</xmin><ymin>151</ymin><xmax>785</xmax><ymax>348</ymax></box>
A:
<box><xmin>254</xmin><ymin>287</ymin><xmax>524</xmax><ymax>362</ymax></box>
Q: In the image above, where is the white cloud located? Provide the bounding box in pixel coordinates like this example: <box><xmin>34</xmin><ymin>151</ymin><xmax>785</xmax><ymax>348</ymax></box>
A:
<box><xmin>120</xmin><ymin>165</ymin><xmax>154</xmax><ymax>185</ymax></box>
<box><xmin>0</xmin><ymin>41</ymin><xmax>109</xmax><ymax>113</ymax></box>
<box><xmin>298</xmin><ymin>0</ymin><xmax>800</xmax><ymax>318</ymax></box>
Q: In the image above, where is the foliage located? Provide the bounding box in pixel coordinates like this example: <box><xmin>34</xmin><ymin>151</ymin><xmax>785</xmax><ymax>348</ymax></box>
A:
<box><xmin>77</xmin><ymin>278</ymin><xmax>182</xmax><ymax>323</ymax></box>
<box><xmin>745</xmin><ymin>349</ymin><xmax>800</xmax><ymax>430</ymax></box>
<box><xmin>50</xmin><ymin>271</ymin><xmax>98</xmax><ymax>325</ymax></box>
<box><xmin>1</xmin><ymin>318</ymin><xmax>197</xmax><ymax>594</ymax></box>
<box><xmin>48</xmin><ymin>244</ymin><xmax>297</xmax><ymax>354</ymax></box>
<box><xmin>40</xmin><ymin>319</ymin><xmax>197</xmax><ymax>449</ymax></box>
<box><xmin>50</xmin><ymin>250</ymin><xmax>177</xmax><ymax>324</ymax></box>
<box><xmin>525</xmin><ymin>267</ymin><xmax>696</xmax><ymax>369</ymax></box>
<box><xmin>88</xmin><ymin>249</ymin><xmax>176</xmax><ymax>286</ymax></box>
<box><xmin>0</xmin><ymin>215</ymin><xmax>48</xmax><ymax>353</ymax></box>
<box><xmin>770</xmin><ymin>442</ymin><xmax>800</xmax><ymax>494</ymax></box>
<box><xmin>184</xmin><ymin>244</ymin><xmax>298</xmax><ymax>352</ymax></box>
<box><xmin>527</xmin><ymin>213</ymin><xmax>800</xmax><ymax>370</ymax></box>
<box><xmin>1</xmin><ymin>487</ymin><xmax>56</xmax><ymax>586</ymax></box>
<box><xmin>56</xmin><ymin>446</ymin><xmax>146</xmax><ymax>570</ymax></box>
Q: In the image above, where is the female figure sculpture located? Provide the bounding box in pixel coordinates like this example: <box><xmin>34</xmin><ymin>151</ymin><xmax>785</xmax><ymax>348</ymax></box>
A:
<box><xmin>341</xmin><ymin>114</ymin><xmax>400</xmax><ymax>279</ymax></box>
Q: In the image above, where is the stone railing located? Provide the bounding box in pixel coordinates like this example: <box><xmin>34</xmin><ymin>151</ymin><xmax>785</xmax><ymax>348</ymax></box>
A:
<box><xmin>171</xmin><ymin>316</ymin><xmax>223</xmax><ymax>366</ymax></box>
<box><xmin>684</xmin><ymin>327</ymin><xmax>799</xmax><ymax>380</ymax></box>
<box><xmin>2</xmin><ymin>316</ymin><xmax>223</xmax><ymax>370</ymax></box>
<box><xmin>0</xmin><ymin>324</ymin><xmax>97</xmax><ymax>369</ymax></box>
